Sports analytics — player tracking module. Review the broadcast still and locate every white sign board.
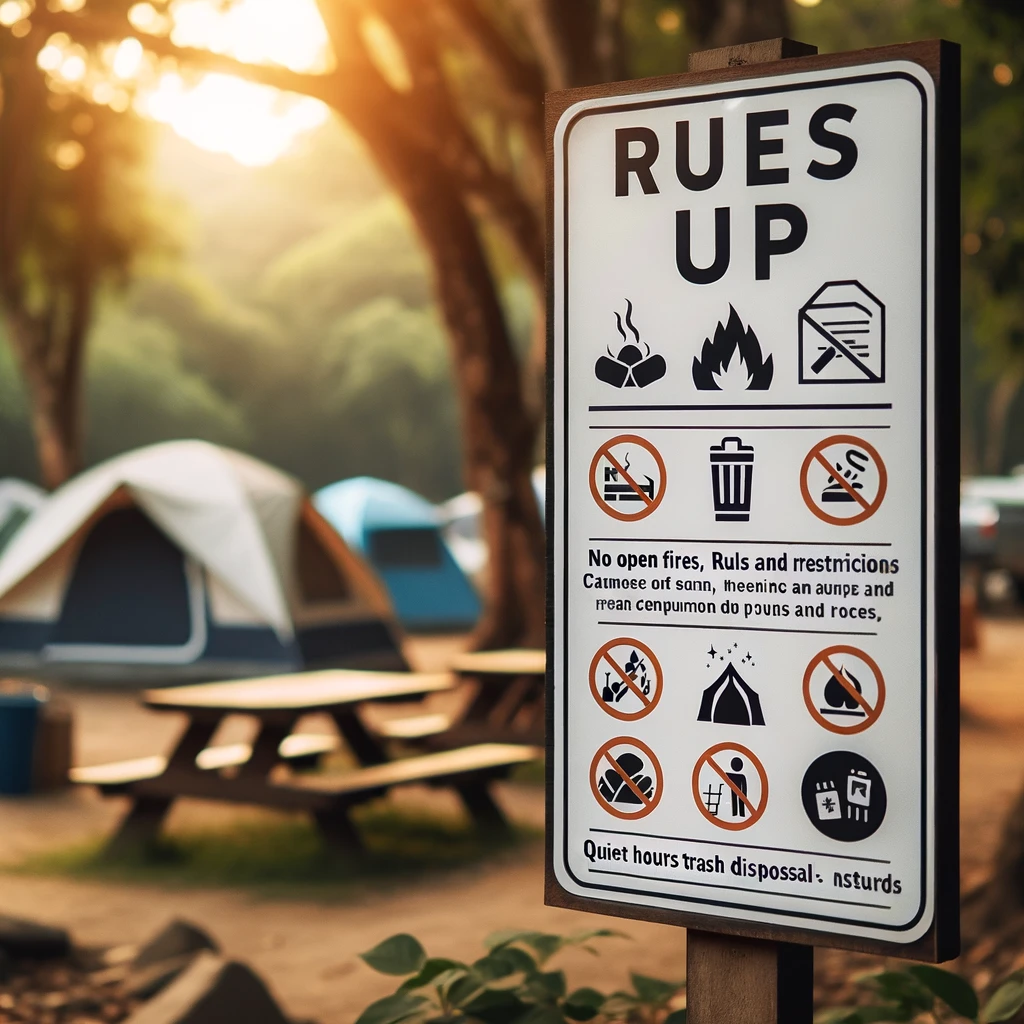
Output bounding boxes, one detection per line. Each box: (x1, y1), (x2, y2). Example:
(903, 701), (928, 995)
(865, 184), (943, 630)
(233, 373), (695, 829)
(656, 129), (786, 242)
(549, 56), (953, 949)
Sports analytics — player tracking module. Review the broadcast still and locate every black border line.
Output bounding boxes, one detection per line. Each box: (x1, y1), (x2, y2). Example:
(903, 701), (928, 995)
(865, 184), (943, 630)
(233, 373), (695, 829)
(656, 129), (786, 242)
(558, 68), (931, 936)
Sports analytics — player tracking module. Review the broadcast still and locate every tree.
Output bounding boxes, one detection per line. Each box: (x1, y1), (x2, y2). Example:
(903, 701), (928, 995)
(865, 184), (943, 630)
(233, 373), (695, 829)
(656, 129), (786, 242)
(0, 18), (164, 488)
(24, 0), (787, 645)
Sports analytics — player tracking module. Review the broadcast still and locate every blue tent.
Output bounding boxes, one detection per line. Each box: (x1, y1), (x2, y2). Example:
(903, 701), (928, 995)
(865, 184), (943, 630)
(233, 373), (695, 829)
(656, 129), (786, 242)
(315, 477), (481, 632)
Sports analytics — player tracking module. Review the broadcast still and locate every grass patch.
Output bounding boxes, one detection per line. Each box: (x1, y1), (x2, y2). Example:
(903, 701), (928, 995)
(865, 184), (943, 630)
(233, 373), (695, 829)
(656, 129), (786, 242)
(17, 804), (539, 895)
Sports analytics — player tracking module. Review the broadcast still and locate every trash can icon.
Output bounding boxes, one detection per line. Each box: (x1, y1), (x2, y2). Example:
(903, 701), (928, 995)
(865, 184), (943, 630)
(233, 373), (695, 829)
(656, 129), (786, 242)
(710, 437), (754, 522)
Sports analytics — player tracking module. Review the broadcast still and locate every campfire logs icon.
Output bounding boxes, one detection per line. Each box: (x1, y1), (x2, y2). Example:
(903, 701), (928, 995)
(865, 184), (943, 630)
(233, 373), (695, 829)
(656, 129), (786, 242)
(595, 300), (667, 388)
(692, 306), (774, 392)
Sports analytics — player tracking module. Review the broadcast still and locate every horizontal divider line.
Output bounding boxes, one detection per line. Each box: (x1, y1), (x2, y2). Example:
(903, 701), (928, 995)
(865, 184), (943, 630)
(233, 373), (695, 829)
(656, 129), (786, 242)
(587, 538), (894, 547)
(589, 827), (892, 864)
(595, 621), (878, 636)
(588, 424), (893, 430)
(588, 403), (894, 412)
(587, 868), (891, 909)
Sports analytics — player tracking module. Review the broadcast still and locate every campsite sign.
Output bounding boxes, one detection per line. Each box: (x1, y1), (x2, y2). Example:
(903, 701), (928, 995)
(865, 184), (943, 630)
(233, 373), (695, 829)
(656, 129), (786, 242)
(546, 41), (959, 959)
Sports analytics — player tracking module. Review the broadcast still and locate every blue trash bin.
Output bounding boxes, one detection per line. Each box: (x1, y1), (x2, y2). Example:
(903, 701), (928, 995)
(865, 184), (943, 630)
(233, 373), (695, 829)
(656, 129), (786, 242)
(0, 686), (48, 795)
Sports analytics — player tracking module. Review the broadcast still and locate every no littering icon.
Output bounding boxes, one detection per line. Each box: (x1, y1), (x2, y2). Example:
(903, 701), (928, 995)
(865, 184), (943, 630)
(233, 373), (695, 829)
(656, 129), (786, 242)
(692, 742), (768, 832)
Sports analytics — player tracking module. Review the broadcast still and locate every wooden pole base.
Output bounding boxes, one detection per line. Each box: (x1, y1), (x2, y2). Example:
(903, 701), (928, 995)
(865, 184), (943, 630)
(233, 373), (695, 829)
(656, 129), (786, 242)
(686, 930), (813, 1024)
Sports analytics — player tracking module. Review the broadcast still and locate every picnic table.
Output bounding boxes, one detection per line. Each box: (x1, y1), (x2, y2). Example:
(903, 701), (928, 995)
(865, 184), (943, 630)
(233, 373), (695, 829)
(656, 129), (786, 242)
(74, 668), (539, 852)
(375, 648), (546, 746)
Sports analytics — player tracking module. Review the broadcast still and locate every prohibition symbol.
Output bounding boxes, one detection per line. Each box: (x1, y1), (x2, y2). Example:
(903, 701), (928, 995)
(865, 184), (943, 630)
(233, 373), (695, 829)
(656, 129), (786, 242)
(589, 638), (663, 721)
(692, 742), (768, 831)
(590, 737), (663, 820)
(803, 645), (885, 735)
(589, 434), (666, 522)
(800, 434), (887, 526)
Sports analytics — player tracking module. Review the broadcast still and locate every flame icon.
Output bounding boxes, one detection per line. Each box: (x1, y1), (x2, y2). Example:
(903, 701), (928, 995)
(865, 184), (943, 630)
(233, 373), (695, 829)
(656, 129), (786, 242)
(692, 306), (774, 392)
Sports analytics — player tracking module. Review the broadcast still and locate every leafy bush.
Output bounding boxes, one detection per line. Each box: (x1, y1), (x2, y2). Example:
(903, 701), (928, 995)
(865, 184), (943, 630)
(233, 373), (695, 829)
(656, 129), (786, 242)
(357, 929), (1024, 1024)
(356, 930), (685, 1024)
(822, 962), (1024, 1023)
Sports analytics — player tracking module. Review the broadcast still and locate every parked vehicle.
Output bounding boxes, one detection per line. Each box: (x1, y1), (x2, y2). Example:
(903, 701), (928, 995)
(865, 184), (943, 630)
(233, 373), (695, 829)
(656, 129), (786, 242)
(961, 473), (1024, 594)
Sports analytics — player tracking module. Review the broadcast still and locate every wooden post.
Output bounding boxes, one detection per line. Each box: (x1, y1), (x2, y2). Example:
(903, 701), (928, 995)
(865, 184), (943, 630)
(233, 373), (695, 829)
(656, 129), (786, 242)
(682, 37), (819, 1024)
(686, 930), (813, 1023)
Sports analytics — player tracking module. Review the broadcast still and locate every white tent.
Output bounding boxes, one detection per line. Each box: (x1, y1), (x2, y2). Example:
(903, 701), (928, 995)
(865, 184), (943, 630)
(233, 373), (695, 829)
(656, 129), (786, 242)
(0, 479), (45, 553)
(0, 441), (406, 683)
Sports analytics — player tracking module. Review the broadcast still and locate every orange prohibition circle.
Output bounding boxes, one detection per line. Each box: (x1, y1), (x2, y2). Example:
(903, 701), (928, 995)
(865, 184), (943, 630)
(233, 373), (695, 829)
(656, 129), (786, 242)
(589, 638), (663, 721)
(590, 736), (664, 820)
(691, 742), (768, 831)
(589, 434), (666, 522)
(799, 434), (888, 527)
(803, 645), (885, 735)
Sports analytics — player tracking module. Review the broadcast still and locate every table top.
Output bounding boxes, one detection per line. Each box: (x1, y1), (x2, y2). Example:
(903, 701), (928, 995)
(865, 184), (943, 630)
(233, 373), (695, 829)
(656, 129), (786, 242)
(143, 669), (454, 715)
(448, 648), (546, 676)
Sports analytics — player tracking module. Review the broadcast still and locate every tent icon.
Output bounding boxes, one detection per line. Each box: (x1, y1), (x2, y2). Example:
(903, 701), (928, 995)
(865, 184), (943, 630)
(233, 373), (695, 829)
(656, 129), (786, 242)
(697, 662), (765, 726)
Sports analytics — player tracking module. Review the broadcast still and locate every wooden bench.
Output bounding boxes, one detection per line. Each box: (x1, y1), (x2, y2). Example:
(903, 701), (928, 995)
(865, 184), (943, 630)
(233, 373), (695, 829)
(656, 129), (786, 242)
(72, 733), (339, 793)
(108, 743), (541, 850)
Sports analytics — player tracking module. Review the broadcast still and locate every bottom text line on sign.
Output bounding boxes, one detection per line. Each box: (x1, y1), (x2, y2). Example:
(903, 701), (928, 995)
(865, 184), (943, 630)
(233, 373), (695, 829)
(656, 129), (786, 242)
(581, 832), (905, 909)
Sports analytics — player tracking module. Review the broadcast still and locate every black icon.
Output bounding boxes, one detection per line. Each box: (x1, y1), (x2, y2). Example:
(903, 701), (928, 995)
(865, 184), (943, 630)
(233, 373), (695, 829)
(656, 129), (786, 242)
(799, 281), (885, 384)
(603, 453), (655, 503)
(598, 752), (655, 804)
(692, 306), (773, 391)
(710, 437), (754, 521)
(822, 447), (869, 503)
(702, 755), (750, 818)
(822, 665), (865, 718)
(601, 649), (651, 705)
(727, 757), (748, 818)
(801, 751), (887, 842)
(698, 662), (765, 726)
(595, 300), (666, 389)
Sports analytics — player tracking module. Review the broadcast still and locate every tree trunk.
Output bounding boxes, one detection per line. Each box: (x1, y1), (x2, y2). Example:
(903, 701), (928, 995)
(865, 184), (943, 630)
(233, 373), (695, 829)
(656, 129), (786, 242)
(351, 122), (546, 647)
(682, 0), (789, 50)
(983, 368), (1023, 475)
(5, 312), (85, 490)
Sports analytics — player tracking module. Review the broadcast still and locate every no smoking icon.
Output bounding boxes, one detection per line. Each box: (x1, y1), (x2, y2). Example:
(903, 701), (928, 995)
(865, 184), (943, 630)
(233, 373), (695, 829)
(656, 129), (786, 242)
(803, 645), (885, 735)
(589, 638), (662, 721)
(589, 434), (666, 522)
(800, 434), (887, 526)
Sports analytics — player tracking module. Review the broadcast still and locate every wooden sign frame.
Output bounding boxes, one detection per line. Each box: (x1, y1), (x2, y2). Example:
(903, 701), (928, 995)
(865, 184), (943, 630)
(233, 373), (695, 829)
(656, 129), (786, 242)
(544, 39), (960, 962)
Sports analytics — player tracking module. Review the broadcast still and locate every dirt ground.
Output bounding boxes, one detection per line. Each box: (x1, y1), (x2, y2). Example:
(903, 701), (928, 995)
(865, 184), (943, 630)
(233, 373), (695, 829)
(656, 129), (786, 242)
(0, 624), (1020, 1022)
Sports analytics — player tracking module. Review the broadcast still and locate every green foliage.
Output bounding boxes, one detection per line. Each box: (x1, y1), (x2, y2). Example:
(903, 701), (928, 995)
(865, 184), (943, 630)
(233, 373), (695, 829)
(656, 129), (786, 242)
(19, 804), (536, 891)
(355, 929), (685, 1024)
(981, 969), (1024, 1023)
(820, 962), (996, 1023)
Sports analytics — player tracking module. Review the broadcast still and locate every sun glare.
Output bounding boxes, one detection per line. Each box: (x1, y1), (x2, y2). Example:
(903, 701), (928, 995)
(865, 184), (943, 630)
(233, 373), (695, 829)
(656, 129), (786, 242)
(140, 72), (329, 167)
(32, 0), (334, 166)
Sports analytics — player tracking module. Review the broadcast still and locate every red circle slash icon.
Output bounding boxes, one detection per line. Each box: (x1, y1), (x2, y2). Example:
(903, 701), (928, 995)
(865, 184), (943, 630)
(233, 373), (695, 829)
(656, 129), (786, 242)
(800, 435), (887, 526)
(589, 435), (666, 522)
(590, 737), (664, 820)
(589, 638), (663, 721)
(692, 742), (768, 831)
(803, 645), (885, 735)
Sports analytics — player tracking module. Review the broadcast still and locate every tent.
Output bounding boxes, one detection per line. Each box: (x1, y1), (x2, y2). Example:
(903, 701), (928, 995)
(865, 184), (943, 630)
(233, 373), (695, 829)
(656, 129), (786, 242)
(0, 442), (407, 683)
(697, 662), (765, 726)
(0, 479), (45, 554)
(315, 477), (481, 632)
(438, 467), (545, 582)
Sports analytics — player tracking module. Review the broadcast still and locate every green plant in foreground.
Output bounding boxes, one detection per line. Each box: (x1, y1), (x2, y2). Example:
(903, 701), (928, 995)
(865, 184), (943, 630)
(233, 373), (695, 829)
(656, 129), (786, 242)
(355, 930), (686, 1024)
(818, 963), (1024, 1023)
(356, 929), (1024, 1024)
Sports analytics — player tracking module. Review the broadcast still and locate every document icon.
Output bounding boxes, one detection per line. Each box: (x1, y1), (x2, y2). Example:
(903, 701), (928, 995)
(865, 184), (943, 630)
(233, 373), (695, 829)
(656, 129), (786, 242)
(799, 281), (885, 384)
